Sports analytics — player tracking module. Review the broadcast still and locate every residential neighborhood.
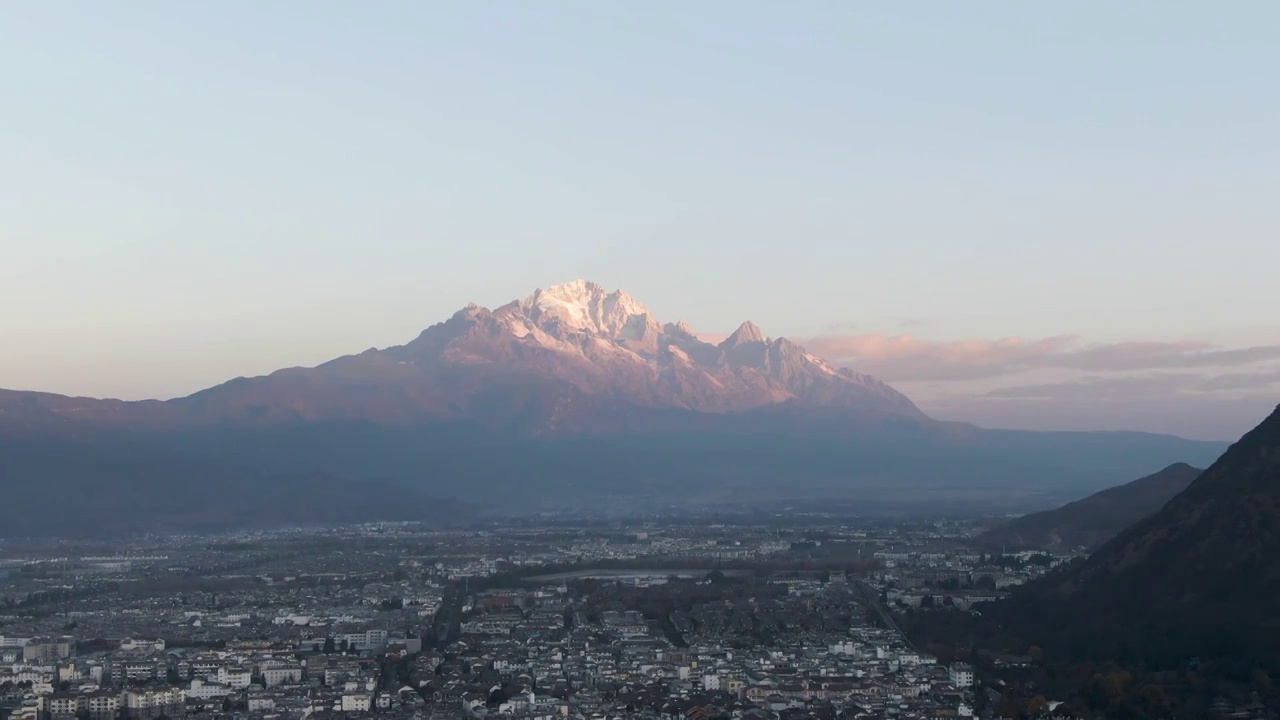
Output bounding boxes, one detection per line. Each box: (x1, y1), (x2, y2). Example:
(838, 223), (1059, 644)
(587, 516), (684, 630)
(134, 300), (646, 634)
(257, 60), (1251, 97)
(0, 515), (1049, 720)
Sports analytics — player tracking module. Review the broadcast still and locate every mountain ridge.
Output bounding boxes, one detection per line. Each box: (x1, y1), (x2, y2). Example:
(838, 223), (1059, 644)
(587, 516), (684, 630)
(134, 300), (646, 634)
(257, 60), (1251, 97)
(0, 280), (925, 434)
(976, 462), (1203, 550)
(1000, 403), (1280, 672)
(0, 281), (1233, 536)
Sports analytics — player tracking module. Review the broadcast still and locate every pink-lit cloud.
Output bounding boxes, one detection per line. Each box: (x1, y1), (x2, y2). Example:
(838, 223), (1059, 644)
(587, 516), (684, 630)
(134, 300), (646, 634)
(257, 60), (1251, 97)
(924, 390), (1277, 441)
(799, 333), (1280, 382)
(980, 370), (1280, 401)
(695, 332), (729, 345)
(790, 331), (1280, 439)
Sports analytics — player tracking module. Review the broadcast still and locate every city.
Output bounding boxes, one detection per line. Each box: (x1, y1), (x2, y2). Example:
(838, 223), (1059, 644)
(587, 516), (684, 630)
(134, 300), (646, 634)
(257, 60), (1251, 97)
(3, 3), (1276, 719)
(0, 516), (1068, 720)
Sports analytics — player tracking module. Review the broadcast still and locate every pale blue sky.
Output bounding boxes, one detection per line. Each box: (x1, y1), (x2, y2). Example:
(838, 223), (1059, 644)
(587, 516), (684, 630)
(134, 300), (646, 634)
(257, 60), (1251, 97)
(2, 2), (1277, 438)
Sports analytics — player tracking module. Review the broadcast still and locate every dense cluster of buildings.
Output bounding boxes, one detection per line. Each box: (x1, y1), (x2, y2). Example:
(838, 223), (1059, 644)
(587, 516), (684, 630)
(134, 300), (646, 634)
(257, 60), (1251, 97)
(0, 520), (1008, 719)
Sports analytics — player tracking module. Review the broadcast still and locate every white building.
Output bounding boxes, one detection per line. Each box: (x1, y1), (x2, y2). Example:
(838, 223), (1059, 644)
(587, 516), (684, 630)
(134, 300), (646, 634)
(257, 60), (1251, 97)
(189, 679), (233, 700)
(119, 639), (165, 652)
(950, 662), (975, 688)
(340, 693), (372, 712)
(47, 691), (120, 720)
(261, 664), (303, 687)
(124, 687), (186, 720)
(23, 637), (75, 663)
(216, 667), (252, 688)
(332, 629), (388, 651)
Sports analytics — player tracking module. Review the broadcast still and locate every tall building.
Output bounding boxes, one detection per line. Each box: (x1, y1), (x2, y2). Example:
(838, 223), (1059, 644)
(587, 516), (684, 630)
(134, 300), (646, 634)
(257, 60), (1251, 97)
(22, 636), (74, 663)
(124, 687), (186, 719)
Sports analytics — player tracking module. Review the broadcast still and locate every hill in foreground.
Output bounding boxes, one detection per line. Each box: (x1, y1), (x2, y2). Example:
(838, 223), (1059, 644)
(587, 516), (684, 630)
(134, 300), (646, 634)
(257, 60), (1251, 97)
(1001, 404), (1280, 676)
(976, 462), (1202, 550)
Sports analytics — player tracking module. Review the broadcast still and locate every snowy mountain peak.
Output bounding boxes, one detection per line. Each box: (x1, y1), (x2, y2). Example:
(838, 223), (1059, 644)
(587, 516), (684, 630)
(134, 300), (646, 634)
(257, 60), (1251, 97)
(402, 281), (925, 421)
(538, 279), (604, 305)
(521, 280), (656, 338)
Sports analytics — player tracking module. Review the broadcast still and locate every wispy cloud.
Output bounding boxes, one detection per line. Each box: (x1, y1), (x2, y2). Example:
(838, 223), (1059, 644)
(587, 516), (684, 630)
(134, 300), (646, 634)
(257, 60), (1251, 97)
(983, 373), (1196, 400)
(1193, 369), (1280, 392)
(923, 389), (1277, 441)
(800, 333), (1280, 382)
(1058, 343), (1280, 373)
(988, 368), (1280, 397)
(795, 331), (1280, 439)
(801, 333), (1077, 381)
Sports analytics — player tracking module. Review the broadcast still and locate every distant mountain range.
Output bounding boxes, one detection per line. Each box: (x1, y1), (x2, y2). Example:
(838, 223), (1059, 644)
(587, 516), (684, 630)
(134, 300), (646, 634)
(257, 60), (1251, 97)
(999, 403), (1280, 675)
(0, 281), (1230, 536)
(976, 462), (1202, 550)
(0, 280), (922, 433)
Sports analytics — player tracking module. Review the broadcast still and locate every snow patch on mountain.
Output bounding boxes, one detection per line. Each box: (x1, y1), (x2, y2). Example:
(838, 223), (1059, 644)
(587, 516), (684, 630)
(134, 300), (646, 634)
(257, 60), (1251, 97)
(402, 280), (926, 419)
(522, 280), (656, 339)
(804, 351), (839, 376)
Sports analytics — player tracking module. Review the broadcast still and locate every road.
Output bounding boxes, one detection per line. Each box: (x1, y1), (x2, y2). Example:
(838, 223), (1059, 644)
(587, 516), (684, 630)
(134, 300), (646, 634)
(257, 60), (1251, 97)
(856, 580), (918, 653)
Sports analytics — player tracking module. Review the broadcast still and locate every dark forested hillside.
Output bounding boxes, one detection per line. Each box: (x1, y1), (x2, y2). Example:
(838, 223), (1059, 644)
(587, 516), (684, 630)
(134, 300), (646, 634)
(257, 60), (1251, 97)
(977, 462), (1202, 550)
(898, 407), (1280, 718)
(984, 405), (1280, 705)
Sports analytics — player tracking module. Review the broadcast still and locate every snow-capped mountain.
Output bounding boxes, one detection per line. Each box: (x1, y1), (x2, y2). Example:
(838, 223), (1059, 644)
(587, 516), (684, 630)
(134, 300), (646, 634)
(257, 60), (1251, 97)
(0, 280), (1231, 536)
(0, 280), (922, 433)
(388, 280), (924, 421)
